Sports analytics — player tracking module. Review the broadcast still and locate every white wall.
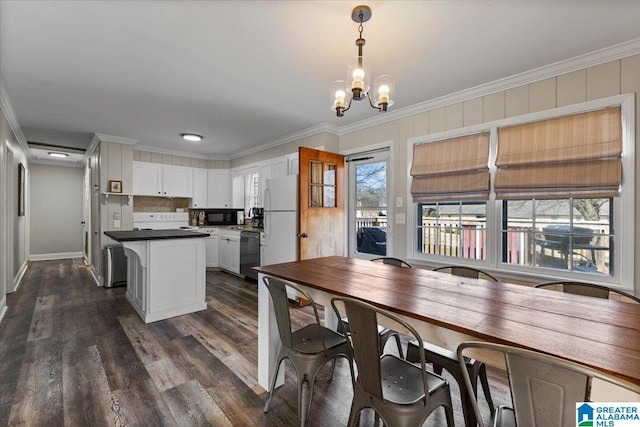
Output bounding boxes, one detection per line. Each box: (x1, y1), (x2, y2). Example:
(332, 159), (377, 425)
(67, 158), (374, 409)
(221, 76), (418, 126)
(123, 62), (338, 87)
(29, 164), (83, 258)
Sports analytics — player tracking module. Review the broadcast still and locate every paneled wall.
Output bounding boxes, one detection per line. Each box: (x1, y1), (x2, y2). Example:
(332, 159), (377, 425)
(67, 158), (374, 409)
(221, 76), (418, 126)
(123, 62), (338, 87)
(0, 106), (28, 297)
(133, 150), (230, 169)
(338, 54), (640, 293)
(230, 132), (338, 168)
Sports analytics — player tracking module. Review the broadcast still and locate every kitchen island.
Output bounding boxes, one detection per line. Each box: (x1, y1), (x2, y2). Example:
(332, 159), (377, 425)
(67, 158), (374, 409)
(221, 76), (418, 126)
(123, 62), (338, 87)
(104, 229), (210, 323)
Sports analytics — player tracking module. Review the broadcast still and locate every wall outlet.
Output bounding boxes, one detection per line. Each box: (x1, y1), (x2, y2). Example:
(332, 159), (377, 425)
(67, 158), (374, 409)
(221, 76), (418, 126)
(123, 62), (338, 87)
(395, 213), (406, 224)
(113, 212), (120, 228)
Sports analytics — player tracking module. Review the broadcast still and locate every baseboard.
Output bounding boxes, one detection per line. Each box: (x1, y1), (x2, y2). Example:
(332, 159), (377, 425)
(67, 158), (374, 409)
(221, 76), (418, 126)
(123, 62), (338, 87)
(29, 252), (83, 261)
(90, 266), (102, 287)
(0, 296), (7, 324)
(10, 261), (28, 293)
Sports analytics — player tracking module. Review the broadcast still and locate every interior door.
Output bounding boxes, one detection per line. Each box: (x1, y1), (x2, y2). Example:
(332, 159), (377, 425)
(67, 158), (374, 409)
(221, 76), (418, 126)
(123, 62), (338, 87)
(298, 147), (345, 260)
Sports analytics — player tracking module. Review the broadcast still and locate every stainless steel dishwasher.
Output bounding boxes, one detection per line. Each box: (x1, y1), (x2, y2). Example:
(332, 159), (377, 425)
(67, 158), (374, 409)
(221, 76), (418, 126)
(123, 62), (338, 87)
(240, 231), (260, 280)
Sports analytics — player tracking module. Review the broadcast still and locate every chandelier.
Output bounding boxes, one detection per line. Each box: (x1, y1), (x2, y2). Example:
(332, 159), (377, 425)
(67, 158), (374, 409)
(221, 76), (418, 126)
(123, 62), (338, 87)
(331, 5), (394, 117)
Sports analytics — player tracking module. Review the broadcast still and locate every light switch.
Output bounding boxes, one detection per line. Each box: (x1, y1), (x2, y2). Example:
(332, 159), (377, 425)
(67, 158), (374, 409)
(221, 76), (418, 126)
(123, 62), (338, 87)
(113, 212), (121, 228)
(395, 213), (405, 224)
(396, 196), (403, 208)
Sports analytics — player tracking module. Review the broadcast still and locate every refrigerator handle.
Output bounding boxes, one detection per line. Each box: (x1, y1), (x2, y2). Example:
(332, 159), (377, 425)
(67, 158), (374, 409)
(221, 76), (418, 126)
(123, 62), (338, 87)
(264, 211), (270, 237)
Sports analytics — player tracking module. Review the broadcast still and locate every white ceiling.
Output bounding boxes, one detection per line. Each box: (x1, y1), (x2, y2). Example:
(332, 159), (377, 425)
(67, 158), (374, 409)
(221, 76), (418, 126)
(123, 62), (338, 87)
(2, 1), (640, 161)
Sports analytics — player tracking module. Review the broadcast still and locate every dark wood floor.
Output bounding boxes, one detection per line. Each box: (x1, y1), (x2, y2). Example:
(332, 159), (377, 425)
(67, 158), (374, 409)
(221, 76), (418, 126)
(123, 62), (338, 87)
(0, 259), (509, 426)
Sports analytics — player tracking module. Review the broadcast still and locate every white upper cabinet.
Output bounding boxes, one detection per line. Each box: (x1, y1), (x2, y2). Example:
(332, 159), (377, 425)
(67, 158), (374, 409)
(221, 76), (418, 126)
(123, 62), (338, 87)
(191, 169), (207, 208)
(133, 162), (193, 198)
(133, 162), (163, 196)
(272, 156), (289, 178)
(207, 169), (232, 208)
(163, 165), (193, 198)
(232, 175), (245, 209)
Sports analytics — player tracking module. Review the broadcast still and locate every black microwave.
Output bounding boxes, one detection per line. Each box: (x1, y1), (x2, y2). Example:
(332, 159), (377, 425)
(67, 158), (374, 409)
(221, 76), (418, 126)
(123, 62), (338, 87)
(205, 209), (240, 226)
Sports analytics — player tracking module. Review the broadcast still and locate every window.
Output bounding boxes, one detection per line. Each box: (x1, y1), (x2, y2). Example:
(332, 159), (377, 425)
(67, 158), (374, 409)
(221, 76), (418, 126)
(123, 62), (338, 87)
(409, 94), (633, 287)
(502, 198), (612, 275)
(348, 150), (390, 257)
(417, 201), (487, 259)
(244, 172), (259, 213)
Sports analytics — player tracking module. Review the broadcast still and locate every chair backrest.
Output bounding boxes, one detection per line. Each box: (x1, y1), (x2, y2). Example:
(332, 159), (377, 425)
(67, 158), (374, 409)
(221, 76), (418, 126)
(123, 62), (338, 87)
(535, 281), (640, 303)
(370, 257), (412, 268)
(331, 296), (429, 401)
(457, 341), (640, 427)
(262, 276), (324, 350)
(433, 266), (498, 282)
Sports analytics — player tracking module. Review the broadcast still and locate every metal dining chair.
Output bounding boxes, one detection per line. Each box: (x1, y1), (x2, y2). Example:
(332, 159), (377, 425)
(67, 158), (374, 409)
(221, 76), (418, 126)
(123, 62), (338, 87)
(262, 276), (355, 427)
(534, 281), (640, 303)
(406, 265), (497, 427)
(338, 257), (410, 358)
(331, 296), (454, 427)
(457, 341), (640, 426)
(370, 257), (413, 268)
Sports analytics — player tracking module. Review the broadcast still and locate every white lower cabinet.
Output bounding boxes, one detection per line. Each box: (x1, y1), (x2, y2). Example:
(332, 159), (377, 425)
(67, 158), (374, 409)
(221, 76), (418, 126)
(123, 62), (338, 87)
(201, 228), (219, 267)
(219, 229), (241, 274)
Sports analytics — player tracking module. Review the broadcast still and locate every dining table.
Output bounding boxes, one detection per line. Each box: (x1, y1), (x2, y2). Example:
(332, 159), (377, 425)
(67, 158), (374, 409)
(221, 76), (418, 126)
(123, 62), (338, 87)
(254, 256), (640, 423)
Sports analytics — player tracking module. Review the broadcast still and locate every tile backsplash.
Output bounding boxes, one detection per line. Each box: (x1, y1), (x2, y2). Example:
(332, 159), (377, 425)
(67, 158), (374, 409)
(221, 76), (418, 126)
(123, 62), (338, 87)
(133, 196), (190, 212)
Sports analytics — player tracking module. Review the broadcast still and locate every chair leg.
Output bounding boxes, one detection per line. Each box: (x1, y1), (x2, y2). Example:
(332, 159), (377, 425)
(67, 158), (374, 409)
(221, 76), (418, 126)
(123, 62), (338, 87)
(444, 403), (455, 427)
(393, 333), (404, 359)
(329, 358), (336, 379)
(432, 363), (444, 375)
(264, 357), (284, 413)
(478, 363), (495, 416)
(298, 379), (309, 427)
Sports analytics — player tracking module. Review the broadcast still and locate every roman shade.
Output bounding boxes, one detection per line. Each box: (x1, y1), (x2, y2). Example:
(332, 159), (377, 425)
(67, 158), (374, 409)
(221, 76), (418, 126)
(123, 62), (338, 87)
(494, 107), (622, 199)
(410, 132), (490, 202)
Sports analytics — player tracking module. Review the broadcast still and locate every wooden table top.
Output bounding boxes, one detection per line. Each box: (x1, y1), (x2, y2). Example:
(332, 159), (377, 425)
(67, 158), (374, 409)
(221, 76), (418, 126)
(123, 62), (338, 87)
(255, 256), (640, 386)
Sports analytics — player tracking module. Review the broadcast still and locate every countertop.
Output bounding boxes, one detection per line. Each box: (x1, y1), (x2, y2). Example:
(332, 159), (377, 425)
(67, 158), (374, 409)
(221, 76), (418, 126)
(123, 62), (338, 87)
(196, 225), (263, 233)
(105, 229), (211, 242)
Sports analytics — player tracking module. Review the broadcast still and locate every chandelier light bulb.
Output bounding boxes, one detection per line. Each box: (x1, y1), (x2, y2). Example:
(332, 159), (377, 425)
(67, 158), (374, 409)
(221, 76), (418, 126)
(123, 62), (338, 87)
(378, 84), (390, 103)
(352, 68), (365, 81)
(334, 89), (346, 108)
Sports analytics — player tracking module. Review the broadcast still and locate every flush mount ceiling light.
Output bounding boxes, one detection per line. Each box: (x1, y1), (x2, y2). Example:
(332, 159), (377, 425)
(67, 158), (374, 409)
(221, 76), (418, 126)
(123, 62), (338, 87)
(331, 5), (394, 117)
(48, 152), (69, 158)
(181, 133), (203, 142)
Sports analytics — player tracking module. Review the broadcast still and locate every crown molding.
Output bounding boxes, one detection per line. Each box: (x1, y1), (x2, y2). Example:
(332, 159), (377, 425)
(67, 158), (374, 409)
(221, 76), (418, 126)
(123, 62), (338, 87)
(338, 37), (640, 135)
(94, 133), (139, 145)
(29, 158), (84, 168)
(133, 143), (229, 161)
(0, 79), (31, 160)
(228, 123), (339, 159)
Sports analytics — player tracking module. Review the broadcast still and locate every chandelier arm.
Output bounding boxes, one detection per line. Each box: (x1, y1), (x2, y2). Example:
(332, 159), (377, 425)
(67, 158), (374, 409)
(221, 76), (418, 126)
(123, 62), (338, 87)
(366, 92), (382, 111)
(343, 96), (354, 113)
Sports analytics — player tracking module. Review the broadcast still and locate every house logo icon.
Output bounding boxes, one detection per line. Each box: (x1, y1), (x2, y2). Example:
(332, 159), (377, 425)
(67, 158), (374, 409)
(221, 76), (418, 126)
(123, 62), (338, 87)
(577, 403), (594, 426)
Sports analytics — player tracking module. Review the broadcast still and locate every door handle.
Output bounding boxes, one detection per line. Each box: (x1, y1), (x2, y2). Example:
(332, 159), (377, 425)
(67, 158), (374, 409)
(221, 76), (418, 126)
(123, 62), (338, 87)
(297, 232), (309, 238)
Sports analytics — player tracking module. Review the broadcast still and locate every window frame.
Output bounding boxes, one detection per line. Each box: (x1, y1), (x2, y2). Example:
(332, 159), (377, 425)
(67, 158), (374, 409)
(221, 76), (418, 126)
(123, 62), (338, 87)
(406, 93), (635, 290)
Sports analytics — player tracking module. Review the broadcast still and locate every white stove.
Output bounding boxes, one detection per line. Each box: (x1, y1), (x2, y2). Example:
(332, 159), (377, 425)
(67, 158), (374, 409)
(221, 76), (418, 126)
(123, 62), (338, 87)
(133, 212), (190, 230)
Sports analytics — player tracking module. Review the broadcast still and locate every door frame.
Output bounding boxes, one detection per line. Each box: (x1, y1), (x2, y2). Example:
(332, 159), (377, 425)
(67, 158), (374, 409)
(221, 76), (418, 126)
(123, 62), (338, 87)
(343, 142), (394, 260)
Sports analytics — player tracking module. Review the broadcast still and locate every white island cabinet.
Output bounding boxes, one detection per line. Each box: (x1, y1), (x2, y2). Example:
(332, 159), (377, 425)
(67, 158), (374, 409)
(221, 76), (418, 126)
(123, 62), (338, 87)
(104, 229), (209, 323)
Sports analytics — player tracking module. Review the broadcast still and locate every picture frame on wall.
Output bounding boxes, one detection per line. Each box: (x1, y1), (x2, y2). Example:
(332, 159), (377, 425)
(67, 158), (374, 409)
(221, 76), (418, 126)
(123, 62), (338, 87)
(108, 180), (122, 193)
(18, 163), (25, 216)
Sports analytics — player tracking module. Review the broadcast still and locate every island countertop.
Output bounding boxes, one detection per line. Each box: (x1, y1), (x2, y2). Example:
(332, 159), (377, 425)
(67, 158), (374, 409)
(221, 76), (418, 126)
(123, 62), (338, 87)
(104, 229), (210, 242)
